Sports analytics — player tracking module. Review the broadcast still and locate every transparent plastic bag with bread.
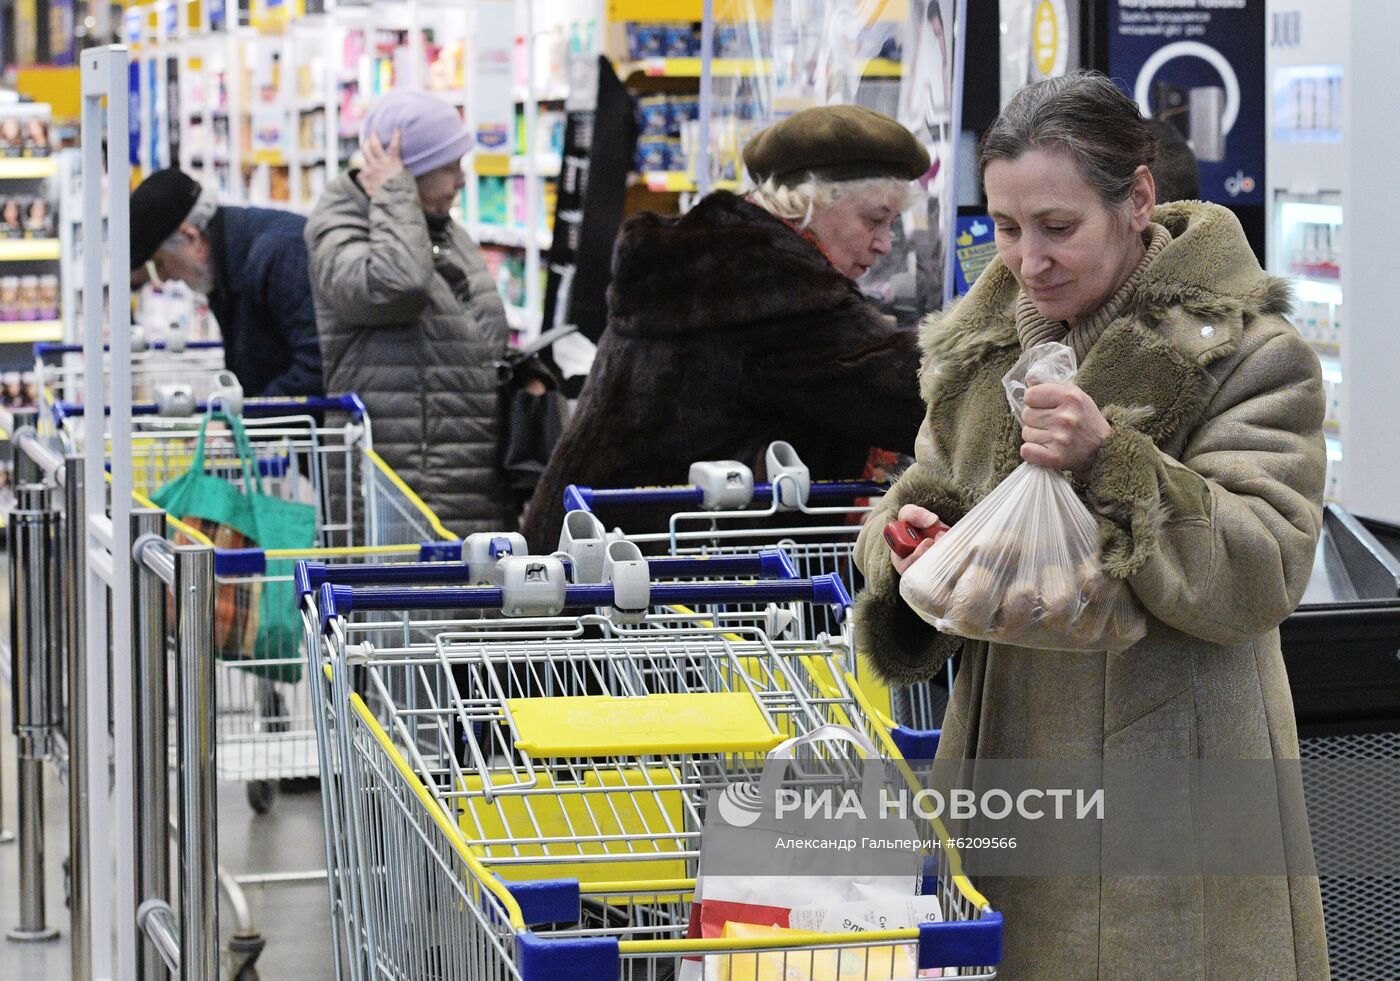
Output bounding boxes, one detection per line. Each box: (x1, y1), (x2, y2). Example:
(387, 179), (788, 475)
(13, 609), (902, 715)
(898, 341), (1147, 652)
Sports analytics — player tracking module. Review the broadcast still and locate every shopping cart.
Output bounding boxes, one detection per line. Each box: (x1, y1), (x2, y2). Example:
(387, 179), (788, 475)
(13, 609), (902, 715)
(34, 337), (230, 411)
(301, 558), (1002, 980)
(564, 441), (951, 732)
(54, 392), (457, 813)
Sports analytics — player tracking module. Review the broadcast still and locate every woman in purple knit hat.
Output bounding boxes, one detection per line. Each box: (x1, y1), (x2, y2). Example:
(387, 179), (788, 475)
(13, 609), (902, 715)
(306, 90), (517, 534)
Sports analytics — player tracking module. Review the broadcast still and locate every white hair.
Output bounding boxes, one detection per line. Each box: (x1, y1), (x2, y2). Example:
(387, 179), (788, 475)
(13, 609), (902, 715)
(158, 184), (219, 254)
(746, 175), (923, 229)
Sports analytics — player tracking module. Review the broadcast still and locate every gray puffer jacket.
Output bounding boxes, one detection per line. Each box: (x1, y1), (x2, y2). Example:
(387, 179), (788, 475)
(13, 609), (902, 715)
(306, 170), (511, 535)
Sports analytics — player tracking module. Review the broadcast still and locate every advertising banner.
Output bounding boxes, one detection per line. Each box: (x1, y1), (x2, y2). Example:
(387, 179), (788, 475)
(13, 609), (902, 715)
(48, 0), (75, 66)
(129, 61), (142, 167)
(1108, 0), (1265, 205)
(472, 0), (514, 152)
(953, 214), (997, 296)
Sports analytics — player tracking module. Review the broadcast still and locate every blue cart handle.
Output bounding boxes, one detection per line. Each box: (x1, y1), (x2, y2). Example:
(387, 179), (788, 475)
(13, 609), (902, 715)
(295, 548), (798, 599)
(565, 480), (889, 512)
(54, 393), (368, 422)
(314, 574), (851, 628)
(34, 339), (225, 357)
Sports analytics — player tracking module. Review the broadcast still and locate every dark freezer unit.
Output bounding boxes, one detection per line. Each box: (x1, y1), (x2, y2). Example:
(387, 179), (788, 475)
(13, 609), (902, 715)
(1286, 504), (1400, 981)
(1287, 504), (1400, 729)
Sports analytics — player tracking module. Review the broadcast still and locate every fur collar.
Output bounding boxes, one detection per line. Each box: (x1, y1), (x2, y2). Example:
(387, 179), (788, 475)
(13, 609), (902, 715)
(918, 201), (1294, 450)
(922, 201), (1290, 374)
(606, 190), (861, 338)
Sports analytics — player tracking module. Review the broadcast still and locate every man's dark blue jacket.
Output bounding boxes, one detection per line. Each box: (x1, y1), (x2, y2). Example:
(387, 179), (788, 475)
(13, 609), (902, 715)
(205, 206), (323, 398)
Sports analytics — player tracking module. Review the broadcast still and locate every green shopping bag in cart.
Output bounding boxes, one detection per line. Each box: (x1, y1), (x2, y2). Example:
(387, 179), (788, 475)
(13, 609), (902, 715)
(151, 411), (317, 683)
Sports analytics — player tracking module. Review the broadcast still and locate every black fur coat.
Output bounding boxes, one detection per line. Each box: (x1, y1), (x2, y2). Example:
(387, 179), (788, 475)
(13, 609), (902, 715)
(523, 191), (925, 552)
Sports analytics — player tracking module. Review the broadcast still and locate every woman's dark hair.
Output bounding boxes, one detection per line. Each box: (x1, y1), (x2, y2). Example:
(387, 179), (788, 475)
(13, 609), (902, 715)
(978, 71), (1157, 206)
(926, 1), (943, 27)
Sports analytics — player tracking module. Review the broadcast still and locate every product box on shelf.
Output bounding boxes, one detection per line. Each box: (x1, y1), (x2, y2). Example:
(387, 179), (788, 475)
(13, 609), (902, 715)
(625, 22), (704, 60)
(0, 275), (55, 322)
(638, 95), (670, 136)
(636, 134), (670, 172)
(0, 195), (50, 238)
(1, 371), (39, 407)
(0, 113), (50, 158)
(481, 244), (527, 307)
(479, 176), (509, 227)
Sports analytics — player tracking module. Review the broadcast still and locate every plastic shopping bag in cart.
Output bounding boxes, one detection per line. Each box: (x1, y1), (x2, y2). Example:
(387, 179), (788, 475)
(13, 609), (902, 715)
(898, 342), (1146, 652)
(152, 411), (317, 683)
(679, 725), (934, 981)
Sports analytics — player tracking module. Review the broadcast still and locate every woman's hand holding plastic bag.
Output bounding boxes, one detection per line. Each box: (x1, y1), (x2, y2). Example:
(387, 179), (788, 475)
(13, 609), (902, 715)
(898, 342), (1147, 652)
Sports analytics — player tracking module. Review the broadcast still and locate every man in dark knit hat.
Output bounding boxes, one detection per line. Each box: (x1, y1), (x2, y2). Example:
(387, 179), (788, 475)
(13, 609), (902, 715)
(129, 168), (323, 398)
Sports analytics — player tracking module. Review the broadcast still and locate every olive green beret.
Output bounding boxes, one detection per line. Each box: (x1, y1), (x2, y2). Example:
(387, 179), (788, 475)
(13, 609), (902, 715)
(742, 104), (930, 187)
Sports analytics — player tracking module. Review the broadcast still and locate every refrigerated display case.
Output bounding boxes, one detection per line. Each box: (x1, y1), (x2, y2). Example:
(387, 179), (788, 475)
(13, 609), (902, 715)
(1266, 0), (1400, 523)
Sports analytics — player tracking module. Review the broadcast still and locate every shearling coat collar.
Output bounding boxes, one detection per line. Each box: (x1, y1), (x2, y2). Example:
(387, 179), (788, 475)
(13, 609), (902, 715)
(918, 200), (1288, 428)
(918, 201), (1293, 485)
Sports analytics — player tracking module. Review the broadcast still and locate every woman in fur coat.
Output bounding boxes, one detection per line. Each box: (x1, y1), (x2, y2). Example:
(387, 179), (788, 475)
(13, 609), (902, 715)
(523, 104), (931, 553)
(855, 72), (1330, 978)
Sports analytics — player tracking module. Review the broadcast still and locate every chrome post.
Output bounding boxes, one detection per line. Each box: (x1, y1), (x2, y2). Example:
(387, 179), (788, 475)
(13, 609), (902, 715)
(131, 512), (170, 981)
(63, 454), (90, 977)
(6, 482), (61, 942)
(174, 543), (218, 980)
(8, 408), (40, 484)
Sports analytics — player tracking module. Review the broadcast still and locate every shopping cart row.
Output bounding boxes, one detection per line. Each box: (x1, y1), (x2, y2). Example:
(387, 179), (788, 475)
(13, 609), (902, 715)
(300, 556), (1001, 980)
(4, 337), (994, 978)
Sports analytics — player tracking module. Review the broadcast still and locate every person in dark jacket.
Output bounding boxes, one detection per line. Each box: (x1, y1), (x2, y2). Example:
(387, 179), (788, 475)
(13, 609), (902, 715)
(522, 104), (931, 553)
(305, 90), (515, 535)
(129, 168), (323, 398)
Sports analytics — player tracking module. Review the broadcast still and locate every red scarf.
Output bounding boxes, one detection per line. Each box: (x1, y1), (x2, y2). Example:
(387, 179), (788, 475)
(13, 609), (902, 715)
(747, 194), (841, 273)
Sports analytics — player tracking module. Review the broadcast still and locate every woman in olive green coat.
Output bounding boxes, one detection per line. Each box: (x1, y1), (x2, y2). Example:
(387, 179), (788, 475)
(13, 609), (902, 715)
(854, 73), (1329, 979)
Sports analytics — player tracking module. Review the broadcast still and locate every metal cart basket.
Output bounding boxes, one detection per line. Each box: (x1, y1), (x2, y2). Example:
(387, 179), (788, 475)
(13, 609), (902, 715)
(54, 393), (457, 812)
(301, 560), (1002, 980)
(563, 441), (949, 732)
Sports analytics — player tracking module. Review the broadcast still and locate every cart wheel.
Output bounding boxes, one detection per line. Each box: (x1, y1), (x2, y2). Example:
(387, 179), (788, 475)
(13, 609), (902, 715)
(226, 930), (265, 981)
(246, 780), (275, 814)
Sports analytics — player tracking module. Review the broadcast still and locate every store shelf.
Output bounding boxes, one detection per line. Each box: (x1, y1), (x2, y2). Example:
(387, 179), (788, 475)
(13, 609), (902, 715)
(1294, 278), (1344, 305)
(473, 154), (563, 178)
(0, 240), (61, 262)
(638, 171), (740, 193)
(609, 0), (908, 21)
(0, 321), (63, 344)
(514, 84), (570, 103)
(620, 57), (901, 80)
(474, 225), (552, 250)
(621, 57), (768, 79)
(0, 158), (58, 179)
(864, 58), (903, 78)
